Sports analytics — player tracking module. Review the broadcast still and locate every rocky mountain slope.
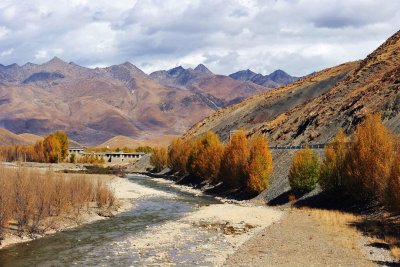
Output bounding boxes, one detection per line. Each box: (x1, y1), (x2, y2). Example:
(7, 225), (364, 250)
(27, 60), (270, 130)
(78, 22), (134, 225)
(229, 69), (299, 88)
(0, 59), (270, 145)
(187, 30), (400, 145)
(186, 30), (400, 203)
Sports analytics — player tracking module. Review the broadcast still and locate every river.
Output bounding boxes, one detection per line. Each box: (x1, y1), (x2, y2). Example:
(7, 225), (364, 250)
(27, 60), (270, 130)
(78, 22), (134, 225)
(0, 175), (222, 266)
(0, 174), (283, 266)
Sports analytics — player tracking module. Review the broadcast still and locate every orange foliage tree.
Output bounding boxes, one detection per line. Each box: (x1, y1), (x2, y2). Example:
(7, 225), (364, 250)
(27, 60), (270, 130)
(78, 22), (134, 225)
(168, 138), (192, 175)
(34, 131), (69, 163)
(388, 136), (400, 210)
(186, 131), (224, 183)
(245, 135), (273, 194)
(344, 113), (393, 200)
(219, 130), (249, 189)
(320, 128), (348, 194)
(150, 147), (168, 172)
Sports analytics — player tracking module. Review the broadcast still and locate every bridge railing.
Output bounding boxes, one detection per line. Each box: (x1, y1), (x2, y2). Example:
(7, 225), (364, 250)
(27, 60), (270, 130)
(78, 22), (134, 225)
(269, 144), (326, 150)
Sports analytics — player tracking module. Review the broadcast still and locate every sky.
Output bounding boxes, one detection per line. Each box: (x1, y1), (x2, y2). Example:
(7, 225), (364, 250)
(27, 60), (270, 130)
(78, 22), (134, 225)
(0, 0), (399, 76)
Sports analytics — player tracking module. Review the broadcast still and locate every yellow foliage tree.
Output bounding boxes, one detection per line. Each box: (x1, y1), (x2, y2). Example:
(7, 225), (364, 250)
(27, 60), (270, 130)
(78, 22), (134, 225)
(387, 136), (400, 211)
(150, 147), (168, 172)
(186, 132), (224, 183)
(219, 130), (249, 189)
(245, 135), (273, 194)
(34, 131), (69, 163)
(289, 147), (320, 194)
(168, 138), (192, 175)
(345, 113), (393, 200)
(320, 128), (347, 193)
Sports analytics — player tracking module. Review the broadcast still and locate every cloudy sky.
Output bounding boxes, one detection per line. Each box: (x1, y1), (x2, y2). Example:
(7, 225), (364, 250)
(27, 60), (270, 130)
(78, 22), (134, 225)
(0, 0), (399, 76)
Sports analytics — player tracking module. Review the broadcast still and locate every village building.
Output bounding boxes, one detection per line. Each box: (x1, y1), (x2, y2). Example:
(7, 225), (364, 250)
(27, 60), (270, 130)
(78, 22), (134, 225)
(68, 145), (145, 164)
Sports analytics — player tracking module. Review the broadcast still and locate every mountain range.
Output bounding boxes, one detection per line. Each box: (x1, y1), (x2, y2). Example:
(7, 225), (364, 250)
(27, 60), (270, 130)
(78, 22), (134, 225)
(0, 58), (296, 145)
(229, 69), (299, 88)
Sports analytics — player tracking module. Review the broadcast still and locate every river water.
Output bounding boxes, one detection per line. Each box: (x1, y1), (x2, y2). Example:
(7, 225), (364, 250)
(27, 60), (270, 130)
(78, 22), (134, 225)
(0, 175), (221, 266)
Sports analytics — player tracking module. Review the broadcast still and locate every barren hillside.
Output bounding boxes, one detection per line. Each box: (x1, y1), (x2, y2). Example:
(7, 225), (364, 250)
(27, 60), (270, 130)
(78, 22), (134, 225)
(97, 135), (178, 149)
(0, 128), (30, 146)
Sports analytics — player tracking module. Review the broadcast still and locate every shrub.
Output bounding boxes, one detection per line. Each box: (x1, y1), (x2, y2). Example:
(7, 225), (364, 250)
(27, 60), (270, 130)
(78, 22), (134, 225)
(150, 147), (168, 172)
(0, 166), (116, 241)
(219, 130), (249, 189)
(289, 147), (320, 194)
(320, 129), (348, 194)
(186, 132), (224, 183)
(388, 148), (400, 211)
(245, 135), (273, 194)
(0, 176), (12, 243)
(344, 113), (393, 201)
(168, 138), (192, 175)
(0, 146), (36, 162)
(135, 146), (154, 153)
(77, 154), (105, 164)
(70, 152), (76, 163)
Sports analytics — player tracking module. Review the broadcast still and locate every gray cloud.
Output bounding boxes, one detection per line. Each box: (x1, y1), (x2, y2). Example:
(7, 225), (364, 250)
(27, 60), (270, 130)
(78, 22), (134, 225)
(0, 0), (399, 76)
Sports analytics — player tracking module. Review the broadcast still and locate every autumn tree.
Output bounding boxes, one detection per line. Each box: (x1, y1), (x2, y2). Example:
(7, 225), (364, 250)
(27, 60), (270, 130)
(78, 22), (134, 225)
(34, 131), (69, 163)
(387, 136), (400, 211)
(168, 138), (192, 175)
(219, 130), (249, 189)
(289, 147), (320, 194)
(150, 147), (168, 172)
(52, 131), (69, 160)
(344, 113), (393, 201)
(186, 132), (224, 183)
(245, 135), (273, 194)
(320, 128), (348, 194)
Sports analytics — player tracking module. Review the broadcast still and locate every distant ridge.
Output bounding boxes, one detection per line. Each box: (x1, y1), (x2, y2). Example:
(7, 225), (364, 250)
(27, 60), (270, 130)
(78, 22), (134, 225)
(229, 69), (299, 88)
(0, 59), (268, 145)
(0, 128), (30, 146)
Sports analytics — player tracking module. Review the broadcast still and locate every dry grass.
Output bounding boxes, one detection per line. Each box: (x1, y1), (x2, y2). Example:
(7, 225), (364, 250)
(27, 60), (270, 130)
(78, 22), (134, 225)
(302, 208), (361, 251)
(0, 165), (117, 245)
(390, 245), (400, 260)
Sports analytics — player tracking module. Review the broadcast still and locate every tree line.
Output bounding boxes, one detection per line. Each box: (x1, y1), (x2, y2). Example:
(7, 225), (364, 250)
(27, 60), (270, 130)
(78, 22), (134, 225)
(151, 130), (273, 194)
(288, 113), (400, 211)
(0, 131), (69, 163)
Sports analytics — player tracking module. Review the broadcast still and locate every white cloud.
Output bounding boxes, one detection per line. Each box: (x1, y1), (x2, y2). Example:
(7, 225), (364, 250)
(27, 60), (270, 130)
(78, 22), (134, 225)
(0, 0), (399, 76)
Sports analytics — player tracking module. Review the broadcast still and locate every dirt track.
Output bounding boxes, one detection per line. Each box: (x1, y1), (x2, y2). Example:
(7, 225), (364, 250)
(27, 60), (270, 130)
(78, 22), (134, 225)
(224, 209), (376, 267)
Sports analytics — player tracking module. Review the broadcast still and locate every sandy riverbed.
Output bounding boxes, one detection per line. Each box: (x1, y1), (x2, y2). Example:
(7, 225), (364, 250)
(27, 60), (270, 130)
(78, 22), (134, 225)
(120, 203), (283, 266)
(109, 176), (283, 266)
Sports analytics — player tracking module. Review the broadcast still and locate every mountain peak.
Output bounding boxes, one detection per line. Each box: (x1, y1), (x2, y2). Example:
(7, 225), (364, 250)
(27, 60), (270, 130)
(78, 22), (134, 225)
(194, 64), (213, 75)
(45, 56), (67, 66)
(229, 69), (257, 81)
(167, 66), (186, 77)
